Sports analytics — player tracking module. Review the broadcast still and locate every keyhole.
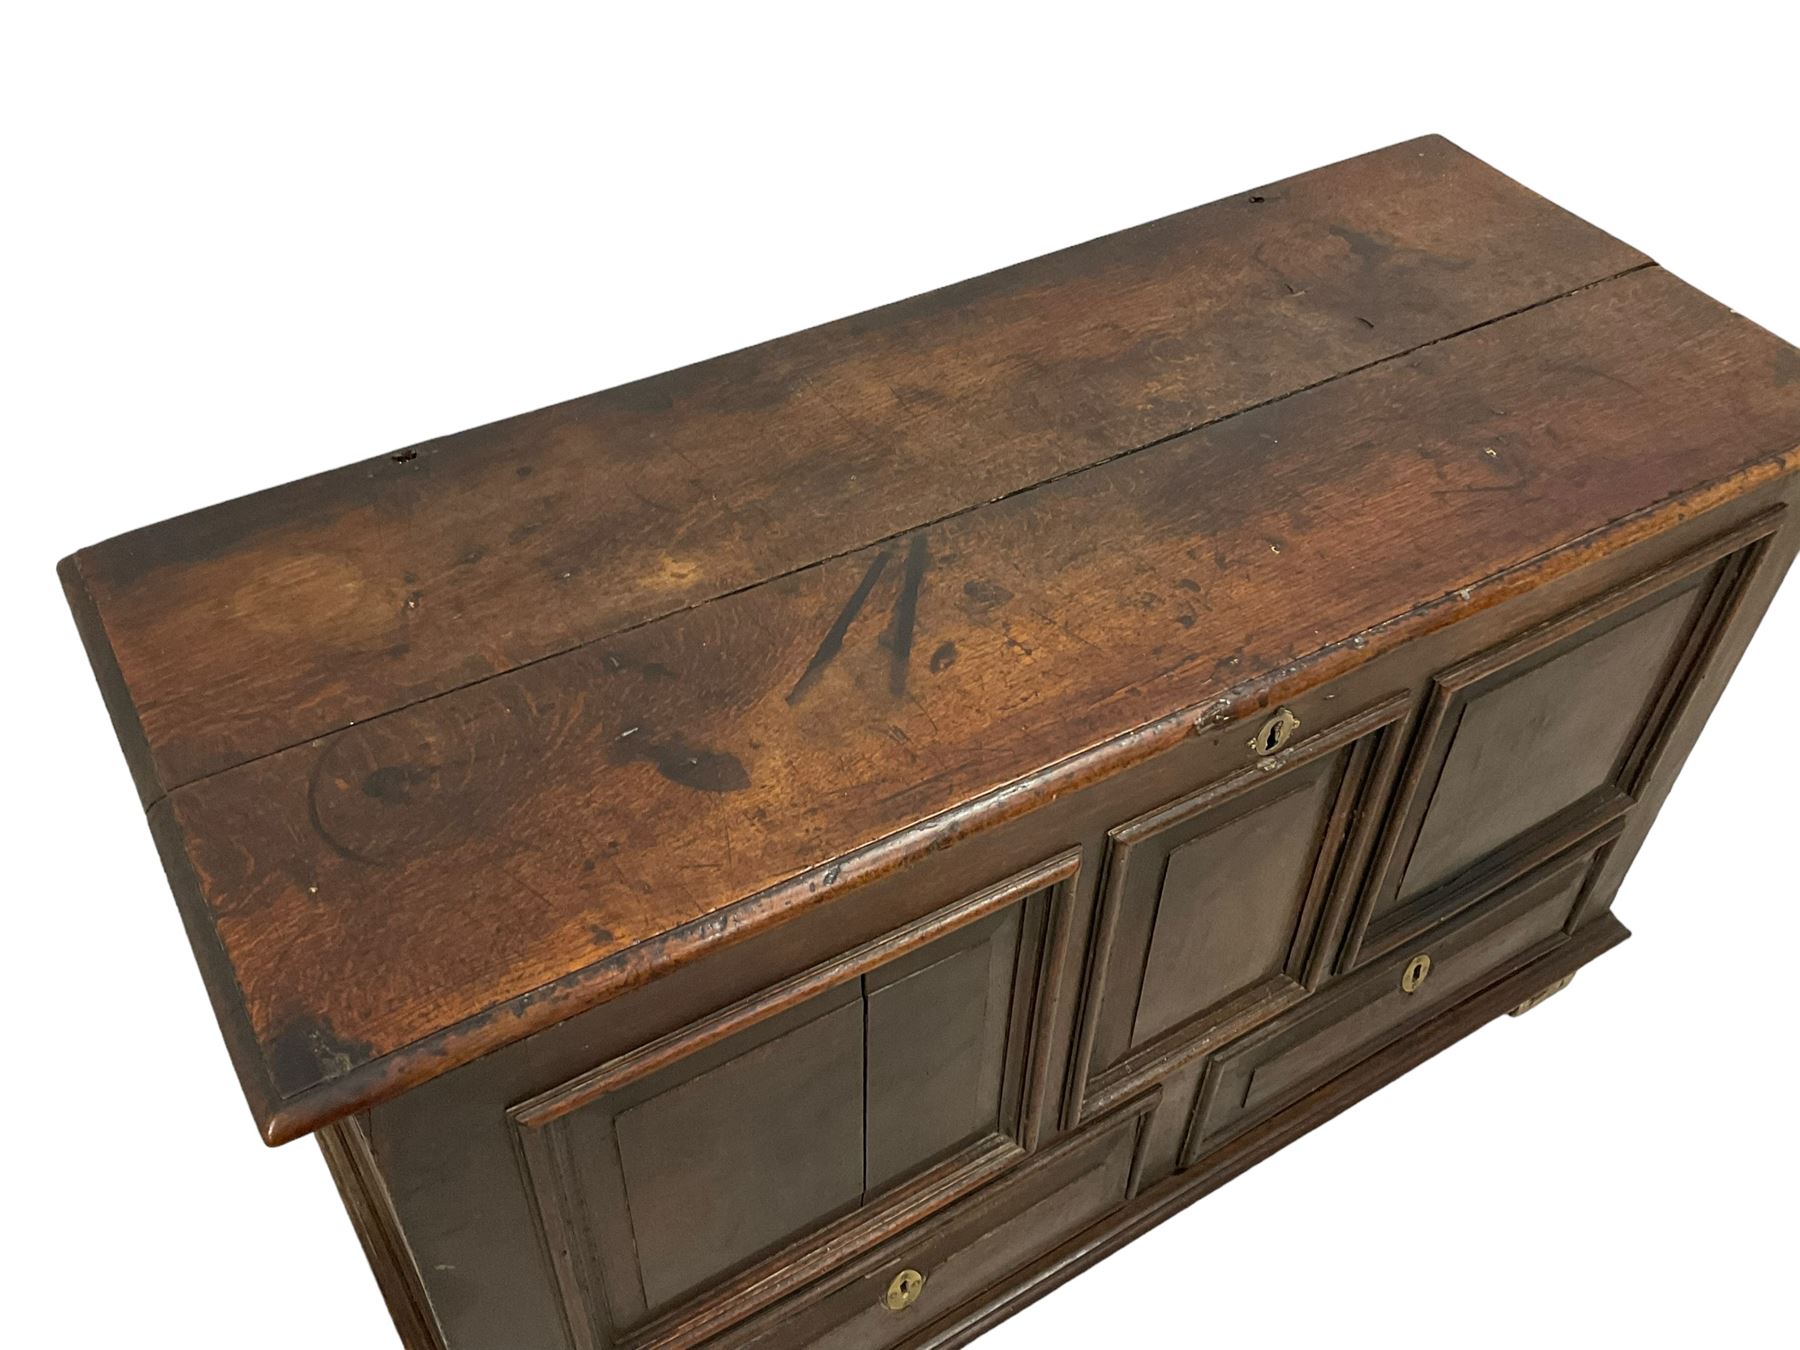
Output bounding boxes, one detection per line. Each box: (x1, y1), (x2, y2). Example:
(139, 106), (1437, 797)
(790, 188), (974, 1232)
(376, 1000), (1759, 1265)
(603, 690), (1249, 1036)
(886, 1268), (926, 1311)
(1402, 953), (1432, 993)
(1250, 707), (1301, 757)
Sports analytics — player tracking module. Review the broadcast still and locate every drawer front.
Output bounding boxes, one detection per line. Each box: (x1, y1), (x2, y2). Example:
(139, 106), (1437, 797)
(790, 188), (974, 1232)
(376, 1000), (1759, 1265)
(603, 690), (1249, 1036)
(511, 852), (1082, 1348)
(723, 1096), (1155, 1350)
(1186, 838), (1612, 1162)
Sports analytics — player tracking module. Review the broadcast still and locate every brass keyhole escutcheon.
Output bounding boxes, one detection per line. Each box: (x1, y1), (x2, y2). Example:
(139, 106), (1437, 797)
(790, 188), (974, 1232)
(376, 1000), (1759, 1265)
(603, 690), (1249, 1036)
(885, 1268), (926, 1312)
(1401, 953), (1432, 994)
(1251, 707), (1301, 757)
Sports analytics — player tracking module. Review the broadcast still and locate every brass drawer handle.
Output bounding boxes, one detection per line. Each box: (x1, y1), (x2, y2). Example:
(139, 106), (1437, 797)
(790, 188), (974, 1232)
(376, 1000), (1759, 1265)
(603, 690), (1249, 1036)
(885, 1268), (926, 1312)
(1401, 953), (1432, 994)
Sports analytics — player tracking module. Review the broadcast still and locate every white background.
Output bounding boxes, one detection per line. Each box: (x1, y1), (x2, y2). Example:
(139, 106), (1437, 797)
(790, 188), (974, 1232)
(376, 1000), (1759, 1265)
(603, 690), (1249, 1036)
(4, 5), (1795, 1347)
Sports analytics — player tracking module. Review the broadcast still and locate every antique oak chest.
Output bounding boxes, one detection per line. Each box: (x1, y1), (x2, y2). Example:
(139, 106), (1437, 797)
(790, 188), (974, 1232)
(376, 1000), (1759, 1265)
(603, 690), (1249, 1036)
(61, 136), (1800, 1349)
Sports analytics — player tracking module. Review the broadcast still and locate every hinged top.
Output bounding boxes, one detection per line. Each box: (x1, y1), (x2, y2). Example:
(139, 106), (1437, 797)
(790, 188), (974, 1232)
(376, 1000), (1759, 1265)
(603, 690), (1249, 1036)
(61, 135), (1800, 1142)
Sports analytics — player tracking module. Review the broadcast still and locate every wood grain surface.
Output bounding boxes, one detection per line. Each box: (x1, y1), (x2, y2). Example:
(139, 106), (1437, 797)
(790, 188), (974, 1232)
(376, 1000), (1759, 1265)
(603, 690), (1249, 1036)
(65, 134), (1643, 801)
(59, 137), (1800, 1143)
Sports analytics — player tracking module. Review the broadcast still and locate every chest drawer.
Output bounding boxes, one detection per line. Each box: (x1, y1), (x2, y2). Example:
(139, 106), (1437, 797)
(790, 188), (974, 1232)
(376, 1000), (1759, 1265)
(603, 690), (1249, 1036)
(1184, 830), (1618, 1164)
(722, 1095), (1155, 1350)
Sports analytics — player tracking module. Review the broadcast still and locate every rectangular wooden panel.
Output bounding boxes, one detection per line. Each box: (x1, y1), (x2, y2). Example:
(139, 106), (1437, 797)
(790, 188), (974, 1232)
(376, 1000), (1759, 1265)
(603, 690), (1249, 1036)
(1066, 697), (1410, 1124)
(509, 852), (1080, 1348)
(1342, 519), (1779, 968)
(1398, 587), (1702, 901)
(615, 997), (868, 1312)
(539, 981), (868, 1334)
(1132, 767), (1341, 1045)
(865, 907), (1022, 1191)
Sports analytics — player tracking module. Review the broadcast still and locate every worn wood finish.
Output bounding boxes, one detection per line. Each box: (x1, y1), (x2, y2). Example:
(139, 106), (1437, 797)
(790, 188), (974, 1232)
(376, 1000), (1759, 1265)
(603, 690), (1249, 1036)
(352, 488), (1787, 1349)
(59, 137), (1800, 1350)
(67, 258), (1800, 1145)
(66, 134), (1644, 804)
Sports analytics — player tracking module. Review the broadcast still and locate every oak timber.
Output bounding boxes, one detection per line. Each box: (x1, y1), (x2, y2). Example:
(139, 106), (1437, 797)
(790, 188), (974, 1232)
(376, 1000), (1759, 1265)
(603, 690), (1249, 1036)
(60, 136), (1800, 1145)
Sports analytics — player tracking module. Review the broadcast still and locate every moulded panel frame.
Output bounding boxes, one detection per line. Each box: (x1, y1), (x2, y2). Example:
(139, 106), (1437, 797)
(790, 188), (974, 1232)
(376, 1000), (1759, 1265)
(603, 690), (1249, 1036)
(1336, 510), (1784, 973)
(1062, 694), (1413, 1129)
(508, 848), (1082, 1350)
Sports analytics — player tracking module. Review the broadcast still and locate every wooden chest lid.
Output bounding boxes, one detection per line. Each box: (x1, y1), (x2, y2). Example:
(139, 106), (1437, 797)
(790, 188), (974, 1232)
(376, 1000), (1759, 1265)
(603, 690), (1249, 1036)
(61, 135), (1800, 1143)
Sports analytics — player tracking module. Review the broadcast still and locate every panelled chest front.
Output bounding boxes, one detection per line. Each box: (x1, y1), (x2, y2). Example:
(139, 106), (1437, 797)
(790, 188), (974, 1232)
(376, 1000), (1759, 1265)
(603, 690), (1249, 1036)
(61, 135), (1800, 1348)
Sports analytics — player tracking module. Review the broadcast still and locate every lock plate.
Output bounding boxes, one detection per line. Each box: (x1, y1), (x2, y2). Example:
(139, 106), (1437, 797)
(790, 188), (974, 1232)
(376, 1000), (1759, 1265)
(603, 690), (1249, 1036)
(885, 1268), (926, 1312)
(1251, 707), (1302, 757)
(1400, 953), (1432, 994)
